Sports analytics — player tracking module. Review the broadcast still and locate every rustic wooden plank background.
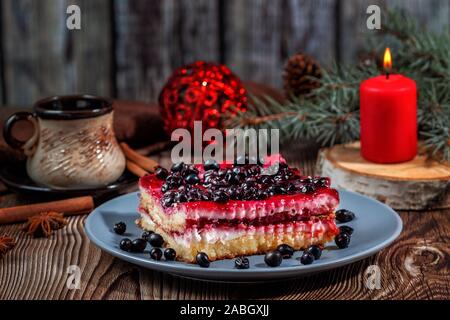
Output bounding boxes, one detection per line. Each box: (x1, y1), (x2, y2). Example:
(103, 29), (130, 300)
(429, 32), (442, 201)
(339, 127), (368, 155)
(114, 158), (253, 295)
(114, 0), (220, 102)
(0, 0), (448, 106)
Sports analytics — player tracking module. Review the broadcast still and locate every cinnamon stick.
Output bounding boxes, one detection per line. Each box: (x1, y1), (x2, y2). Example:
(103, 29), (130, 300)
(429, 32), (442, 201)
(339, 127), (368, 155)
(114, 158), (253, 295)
(0, 196), (94, 225)
(136, 141), (172, 156)
(120, 142), (159, 172)
(126, 160), (149, 178)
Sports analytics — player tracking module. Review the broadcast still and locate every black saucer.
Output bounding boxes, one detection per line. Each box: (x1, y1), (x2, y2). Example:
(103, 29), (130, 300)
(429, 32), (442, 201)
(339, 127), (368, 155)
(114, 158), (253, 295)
(0, 161), (138, 197)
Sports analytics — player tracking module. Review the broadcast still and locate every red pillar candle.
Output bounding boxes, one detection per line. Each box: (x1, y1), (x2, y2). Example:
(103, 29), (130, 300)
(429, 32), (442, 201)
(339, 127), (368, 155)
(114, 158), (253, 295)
(360, 48), (417, 163)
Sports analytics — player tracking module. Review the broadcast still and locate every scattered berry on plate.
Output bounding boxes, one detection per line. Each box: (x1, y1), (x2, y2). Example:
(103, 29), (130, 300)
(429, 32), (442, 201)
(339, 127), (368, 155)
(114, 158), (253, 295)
(113, 222), (126, 235)
(150, 247), (163, 260)
(164, 248), (177, 261)
(131, 238), (147, 253)
(234, 256), (250, 269)
(305, 245), (322, 260)
(196, 252), (210, 268)
(335, 209), (356, 223)
(335, 232), (351, 248)
(277, 244), (294, 259)
(300, 252), (315, 265)
(142, 231), (154, 241)
(149, 233), (164, 247)
(339, 225), (354, 235)
(264, 251), (282, 267)
(119, 238), (132, 251)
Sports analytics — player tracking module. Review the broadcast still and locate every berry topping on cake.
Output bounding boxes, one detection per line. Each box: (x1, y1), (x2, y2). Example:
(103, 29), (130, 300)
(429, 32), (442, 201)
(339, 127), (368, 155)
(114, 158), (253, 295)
(136, 155), (340, 263)
(153, 160), (331, 208)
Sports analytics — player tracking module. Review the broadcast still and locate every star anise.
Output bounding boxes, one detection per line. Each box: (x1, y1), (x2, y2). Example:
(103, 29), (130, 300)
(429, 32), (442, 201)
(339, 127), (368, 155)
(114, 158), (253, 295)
(0, 235), (16, 258)
(23, 211), (68, 238)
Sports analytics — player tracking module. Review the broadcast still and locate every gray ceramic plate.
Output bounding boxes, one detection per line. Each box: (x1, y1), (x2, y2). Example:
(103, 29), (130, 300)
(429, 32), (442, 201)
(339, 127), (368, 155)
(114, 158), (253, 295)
(85, 190), (402, 282)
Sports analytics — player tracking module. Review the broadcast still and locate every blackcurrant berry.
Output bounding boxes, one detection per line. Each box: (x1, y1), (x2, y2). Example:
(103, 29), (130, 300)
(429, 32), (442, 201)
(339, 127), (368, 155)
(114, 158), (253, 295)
(204, 159), (219, 171)
(300, 252), (315, 265)
(142, 231), (154, 241)
(171, 162), (185, 172)
(234, 256), (250, 269)
(185, 173), (200, 185)
(131, 238), (147, 253)
(119, 238), (132, 251)
(277, 244), (294, 259)
(264, 251), (282, 267)
(335, 209), (356, 223)
(113, 222), (126, 235)
(149, 233), (165, 247)
(339, 225), (354, 235)
(150, 247), (163, 260)
(164, 248), (177, 261)
(155, 166), (169, 180)
(305, 245), (322, 260)
(335, 232), (351, 248)
(196, 252), (210, 268)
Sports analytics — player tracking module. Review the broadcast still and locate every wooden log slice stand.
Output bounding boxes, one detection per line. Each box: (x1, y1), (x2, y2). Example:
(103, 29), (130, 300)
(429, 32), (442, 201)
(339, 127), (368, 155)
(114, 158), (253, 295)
(316, 142), (450, 210)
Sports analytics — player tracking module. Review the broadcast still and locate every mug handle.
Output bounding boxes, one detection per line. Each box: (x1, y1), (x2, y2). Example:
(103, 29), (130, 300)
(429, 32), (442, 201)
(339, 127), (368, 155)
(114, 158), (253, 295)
(3, 112), (39, 156)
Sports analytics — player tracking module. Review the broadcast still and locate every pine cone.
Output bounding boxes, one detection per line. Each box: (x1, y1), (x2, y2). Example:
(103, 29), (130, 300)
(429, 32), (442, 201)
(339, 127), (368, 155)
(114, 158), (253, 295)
(283, 53), (322, 97)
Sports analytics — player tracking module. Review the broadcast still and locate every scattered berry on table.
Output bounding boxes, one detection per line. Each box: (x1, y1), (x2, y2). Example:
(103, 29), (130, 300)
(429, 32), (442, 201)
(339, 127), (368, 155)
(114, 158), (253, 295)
(131, 238), (147, 253)
(164, 248), (177, 261)
(264, 251), (282, 267)
(150, 247), (163, 260)
(196, 252), (210, 268)
(113, 222), (126, 235)
(277, 244), (294, 259)
(335, 209), (356, 223)
(234, 256), (250, 269)
(300, 252), (315, 265)
(149, 233), (164, 247)
(335, 232), (351, 248)
(305, 245), (322, 260)
(119, 238), (132, 251)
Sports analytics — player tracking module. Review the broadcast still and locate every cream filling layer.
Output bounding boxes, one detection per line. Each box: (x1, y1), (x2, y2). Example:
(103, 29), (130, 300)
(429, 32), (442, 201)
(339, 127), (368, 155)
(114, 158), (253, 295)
(140, 213), (244, 246)
(139, 211), (335, 248)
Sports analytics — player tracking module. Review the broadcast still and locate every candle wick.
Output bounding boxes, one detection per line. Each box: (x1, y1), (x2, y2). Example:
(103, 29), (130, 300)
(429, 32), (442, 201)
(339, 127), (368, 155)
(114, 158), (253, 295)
(386, 71), (390, 80)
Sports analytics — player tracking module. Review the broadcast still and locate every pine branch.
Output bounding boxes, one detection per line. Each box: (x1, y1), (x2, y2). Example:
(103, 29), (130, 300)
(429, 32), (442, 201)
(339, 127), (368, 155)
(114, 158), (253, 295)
(229, 10), (449, 162)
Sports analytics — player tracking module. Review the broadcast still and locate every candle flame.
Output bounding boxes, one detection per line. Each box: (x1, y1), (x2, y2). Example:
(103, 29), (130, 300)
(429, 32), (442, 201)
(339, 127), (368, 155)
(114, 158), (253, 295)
(383, 47), (392, 71)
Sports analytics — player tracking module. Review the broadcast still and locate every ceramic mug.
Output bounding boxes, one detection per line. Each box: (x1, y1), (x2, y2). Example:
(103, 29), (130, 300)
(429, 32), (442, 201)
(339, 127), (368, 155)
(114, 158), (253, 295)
(3, 95), (126, 189)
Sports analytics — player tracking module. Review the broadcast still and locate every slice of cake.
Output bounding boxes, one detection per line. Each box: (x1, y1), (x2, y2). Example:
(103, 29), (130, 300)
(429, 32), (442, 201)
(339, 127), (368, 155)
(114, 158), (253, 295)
(137, 157), (339, 263)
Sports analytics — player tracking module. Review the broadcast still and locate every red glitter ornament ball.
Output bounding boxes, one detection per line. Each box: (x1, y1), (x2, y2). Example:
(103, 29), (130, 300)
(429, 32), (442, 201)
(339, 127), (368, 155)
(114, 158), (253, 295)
(159, 61), (247, 134)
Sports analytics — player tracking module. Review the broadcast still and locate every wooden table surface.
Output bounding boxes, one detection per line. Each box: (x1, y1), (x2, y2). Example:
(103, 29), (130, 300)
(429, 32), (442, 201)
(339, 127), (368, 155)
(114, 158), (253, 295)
(0, 146), (448, 300)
